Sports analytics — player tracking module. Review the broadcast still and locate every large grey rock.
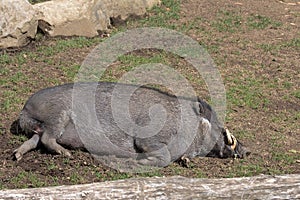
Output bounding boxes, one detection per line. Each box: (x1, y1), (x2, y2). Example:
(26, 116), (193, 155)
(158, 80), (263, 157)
(33, 0), (161, 37)
(0, 0), (38, 49)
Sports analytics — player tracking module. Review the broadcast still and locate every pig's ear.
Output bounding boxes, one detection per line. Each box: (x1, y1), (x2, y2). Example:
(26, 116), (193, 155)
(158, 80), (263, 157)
(192, 101), (201, 115)
(192, 99), (206, 115)
(198, 99), (205, 114)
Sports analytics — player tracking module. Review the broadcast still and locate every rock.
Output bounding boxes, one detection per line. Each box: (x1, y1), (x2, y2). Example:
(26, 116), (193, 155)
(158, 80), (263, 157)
(0, 0), (38, 49)
(33, 0), (161, 37)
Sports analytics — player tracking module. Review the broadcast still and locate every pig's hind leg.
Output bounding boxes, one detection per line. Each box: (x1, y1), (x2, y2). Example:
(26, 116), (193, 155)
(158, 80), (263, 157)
(56, 122), (85, 150)
(13, 134), (40, 161)
(40, 130), (71, 157)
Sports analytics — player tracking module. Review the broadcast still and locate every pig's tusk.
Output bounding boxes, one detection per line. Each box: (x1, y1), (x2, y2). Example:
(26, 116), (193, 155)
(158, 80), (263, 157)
(225, 129), (233, 145)
(230, 134), (237, 150)
(226, 129), (237, 150)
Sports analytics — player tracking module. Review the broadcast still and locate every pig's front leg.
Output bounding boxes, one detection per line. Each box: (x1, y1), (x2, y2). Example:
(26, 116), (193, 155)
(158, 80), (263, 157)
(13, 134), (40, 161)
(40, 131), (71, 157)
(137, 145), (171, 167)
(135, 138), (172, 167)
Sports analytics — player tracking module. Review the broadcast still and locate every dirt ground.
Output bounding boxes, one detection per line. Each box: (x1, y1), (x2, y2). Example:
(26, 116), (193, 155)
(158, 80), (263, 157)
(0, 0), (299, 189)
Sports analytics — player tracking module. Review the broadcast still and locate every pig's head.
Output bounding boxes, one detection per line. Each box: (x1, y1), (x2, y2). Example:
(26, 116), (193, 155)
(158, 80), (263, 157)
(18, 109), (45, 137)
(207, 128), (250, 159)
(196, 98), (250, 159)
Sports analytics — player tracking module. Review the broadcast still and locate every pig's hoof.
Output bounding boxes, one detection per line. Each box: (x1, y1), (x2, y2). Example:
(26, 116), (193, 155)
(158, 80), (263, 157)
(12, 149), (23, 161)
(138, 156), (157, 166)
(60, 149), (71, 157)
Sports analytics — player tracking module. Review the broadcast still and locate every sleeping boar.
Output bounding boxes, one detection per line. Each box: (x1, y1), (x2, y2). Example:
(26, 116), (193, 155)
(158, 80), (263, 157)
(14, 82), (250, 168)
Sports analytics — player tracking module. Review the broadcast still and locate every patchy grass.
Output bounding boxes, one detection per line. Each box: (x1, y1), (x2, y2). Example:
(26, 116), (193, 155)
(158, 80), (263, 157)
(36, 37), (102, 57)
(137, 0), (180, 28)
(246, 14), (282, 30)
(10, 171), (46, 188)
(282, 37), (300, 48)
(61, 64), (81, 79)
(226, 75), (269, 109)
(1, 0), (299, 189)
(212, 10), (242, 33)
